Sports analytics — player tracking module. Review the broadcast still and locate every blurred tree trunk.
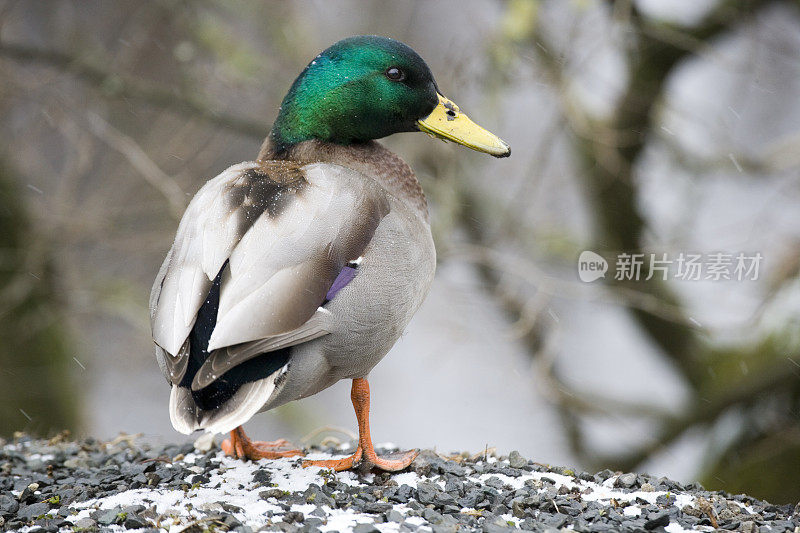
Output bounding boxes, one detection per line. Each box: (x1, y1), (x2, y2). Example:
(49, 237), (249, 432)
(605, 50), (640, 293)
(486, 0), (799, 503)
(579, 0), (776, 387)
(0, 160), (79, 437)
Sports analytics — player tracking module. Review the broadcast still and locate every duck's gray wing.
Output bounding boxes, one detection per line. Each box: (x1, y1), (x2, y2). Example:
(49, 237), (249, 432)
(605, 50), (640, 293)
(191, 307), (333, 391)
(150, 161), (390, 386)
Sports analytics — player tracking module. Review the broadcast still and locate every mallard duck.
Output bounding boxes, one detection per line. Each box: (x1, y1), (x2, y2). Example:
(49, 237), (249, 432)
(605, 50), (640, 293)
(150, 35), (509, 472)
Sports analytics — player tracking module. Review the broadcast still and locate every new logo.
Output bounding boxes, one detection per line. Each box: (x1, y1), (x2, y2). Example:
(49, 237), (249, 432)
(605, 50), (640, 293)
(578, 251), (608, 282)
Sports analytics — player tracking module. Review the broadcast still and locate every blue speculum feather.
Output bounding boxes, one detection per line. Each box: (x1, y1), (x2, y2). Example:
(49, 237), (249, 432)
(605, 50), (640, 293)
(325, 266), (358, 301)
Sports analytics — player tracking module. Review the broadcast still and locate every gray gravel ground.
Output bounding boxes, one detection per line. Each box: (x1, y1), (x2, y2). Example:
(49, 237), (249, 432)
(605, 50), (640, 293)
(1, 434), (798, 532)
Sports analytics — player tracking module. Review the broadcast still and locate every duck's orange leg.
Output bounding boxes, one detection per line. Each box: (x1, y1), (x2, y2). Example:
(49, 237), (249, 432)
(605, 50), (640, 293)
(222, 426), (304, 460)
(303, 378), (417, 472)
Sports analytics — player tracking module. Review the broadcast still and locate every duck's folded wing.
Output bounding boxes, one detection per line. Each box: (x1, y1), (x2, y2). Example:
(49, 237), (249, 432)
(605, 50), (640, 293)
(150, 161), (390, 384)
(191, 307), (332, 391)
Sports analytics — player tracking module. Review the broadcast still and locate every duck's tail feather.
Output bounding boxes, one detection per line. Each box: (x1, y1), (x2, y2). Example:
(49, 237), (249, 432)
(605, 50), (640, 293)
(169, 261), (291, 434)
(169, 370), (286, 434)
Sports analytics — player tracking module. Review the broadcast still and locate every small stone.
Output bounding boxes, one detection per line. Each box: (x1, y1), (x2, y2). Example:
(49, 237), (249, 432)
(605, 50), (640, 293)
(385, 509), (404, 523)
(476, 498), (492, 511)
(641, 483), (655, 492)
(352, 524), (379, 533)
(511, 499), (526, 518)
(395, 484), (413, 503)
(123, 514), (150, 529)
(508, 451), (526, 469)
(309, 506), (326, 518)
(416, 482), (439, 505)
(0, 494), (19, 515)
(260, 489), (287, 500)
(484, 476), (505, 490)
(122, 505), (146, 515)
(615, 473), (637, 489)
(18, 483), (39, 504)
(4, 519), (24, 530)
(304, 517), (324, 528)
(656, 493), (676, 507)
(457, 490), (480, 509)
(363, 502), (392, 514)
(220, 513), (242, 528)
(73, 517), (96, 529)
(434, 492), (457, 507)
(739, 521), (758, 533)
(491, 503), (508, 516)
(64, 457), (89, 469)
(198, 502), (225, 513)
(594, 469), (615, 483)
(253, 470), (271, 485)
(439, 461), (466, 477)
(119, 464), (145, 477)
(17, 501), (50, 521)
(482, 516), (515, 532)
(221, 503), (243, 514)
(644, 513), (670, 530)
(283, 511), (304, 524)
(682, 505), (703, 518)
(422, 508), (444, 525)
(545, 513), (568, 529)
(443, 478), (463, 497)
(95, 507), (122, 526)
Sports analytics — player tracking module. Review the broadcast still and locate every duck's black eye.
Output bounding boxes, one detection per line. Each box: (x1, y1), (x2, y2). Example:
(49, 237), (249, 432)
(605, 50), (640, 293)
(385, 67), (405, 82)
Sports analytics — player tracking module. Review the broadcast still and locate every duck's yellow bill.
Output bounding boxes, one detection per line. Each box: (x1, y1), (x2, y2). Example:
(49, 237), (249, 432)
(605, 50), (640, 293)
(417, 93), (510, 158)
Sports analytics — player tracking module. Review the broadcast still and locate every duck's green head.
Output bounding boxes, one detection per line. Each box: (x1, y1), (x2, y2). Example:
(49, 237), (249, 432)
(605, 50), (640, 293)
(270, 35), (510, 157)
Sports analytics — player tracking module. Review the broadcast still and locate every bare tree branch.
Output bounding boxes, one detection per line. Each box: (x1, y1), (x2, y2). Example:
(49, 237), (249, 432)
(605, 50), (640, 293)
(86, 113), (186, 219)
(0, 42), (266, 139)
(595, 354), (800, 472)
(446, 244), (700, 328)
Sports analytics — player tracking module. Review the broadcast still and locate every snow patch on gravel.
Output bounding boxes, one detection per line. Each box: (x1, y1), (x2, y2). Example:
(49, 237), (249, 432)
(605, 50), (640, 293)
(58, 452), (711, 532)
(4, 438), (787, 533)
(67, 454), (386, 532)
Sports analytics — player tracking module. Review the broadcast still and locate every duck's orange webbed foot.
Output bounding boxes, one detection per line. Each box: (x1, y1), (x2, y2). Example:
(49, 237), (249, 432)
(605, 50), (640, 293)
(303, 446), (417, 472)
(222, 426), (304, 461)
(302, 378), (418, 472)
(303, 447), (363, 471)
(364, 448), (418, 471)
